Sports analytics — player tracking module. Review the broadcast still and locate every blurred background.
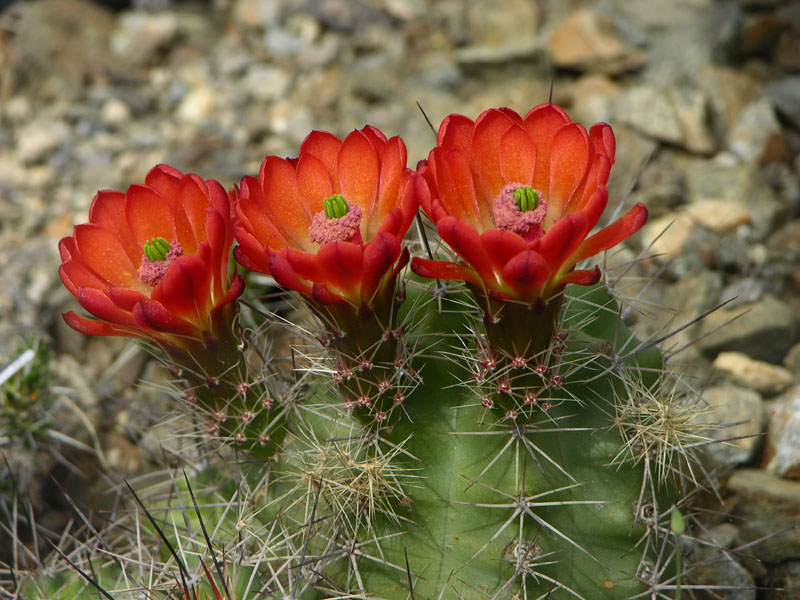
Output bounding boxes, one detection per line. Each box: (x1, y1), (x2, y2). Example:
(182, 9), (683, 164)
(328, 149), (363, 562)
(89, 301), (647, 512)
(1, 0), (800, 594)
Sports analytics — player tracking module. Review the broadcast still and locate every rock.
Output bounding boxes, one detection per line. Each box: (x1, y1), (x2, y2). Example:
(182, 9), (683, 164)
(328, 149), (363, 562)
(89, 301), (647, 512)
(176, 84), (216, 123)
(16, 120), (71, 165)
(765, 561), (800, 600)
(697, 65), (763, 135)
(9, 0), (114, 91)
(640, 211), (721, 276)
(111, 11), (180, 66)
(685, 200), (751, 234)
(569, 74), (621, 125)
(694, 385), (765, 466)
(241, 64), (292, 102)
(688, 544), (756, 600)
(684, 161), (787, 241)
(727, 98), (785, 165)
(465, 0), (539, 49)
(695, 295), (798, 364)
(763, 387), (800, 478)
(726, 469), (800, 562)
(233, 0), (283, 29)
(612, 85), (716, 155)
(100, 98), (133, 128)
(783, 343), (800, 378)
(765, 76), (800, 128)
(713, 352), (793, 396)
(719, 277), (766, 309)
(547, 9), (645, 75)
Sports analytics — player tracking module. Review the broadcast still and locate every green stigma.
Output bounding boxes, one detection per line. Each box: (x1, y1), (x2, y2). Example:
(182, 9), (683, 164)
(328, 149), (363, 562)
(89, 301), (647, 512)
(143, 237), (171, 262)
(323, 194), (349, 219)
(513, 186), (539, 212)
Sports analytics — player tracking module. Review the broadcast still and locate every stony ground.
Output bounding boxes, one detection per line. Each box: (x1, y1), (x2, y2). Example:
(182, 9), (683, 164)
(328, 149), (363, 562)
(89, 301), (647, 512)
(1, 0), (800, 596)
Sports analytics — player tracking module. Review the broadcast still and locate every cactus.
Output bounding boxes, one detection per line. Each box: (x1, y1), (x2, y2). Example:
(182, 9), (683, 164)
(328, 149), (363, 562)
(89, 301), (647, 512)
(19, 104), (733, 599)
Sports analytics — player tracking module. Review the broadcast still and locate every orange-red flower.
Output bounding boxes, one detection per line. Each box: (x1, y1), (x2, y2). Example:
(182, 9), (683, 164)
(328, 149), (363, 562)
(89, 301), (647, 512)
(59, 165), (244, 348)
(411, 104), (647, 305)
(233, 126), (418, 308)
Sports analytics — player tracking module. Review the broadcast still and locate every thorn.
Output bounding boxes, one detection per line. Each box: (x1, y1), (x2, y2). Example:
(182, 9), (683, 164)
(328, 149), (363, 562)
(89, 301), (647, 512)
(404, 547), (416, 600)
(416, 101), (437, 137)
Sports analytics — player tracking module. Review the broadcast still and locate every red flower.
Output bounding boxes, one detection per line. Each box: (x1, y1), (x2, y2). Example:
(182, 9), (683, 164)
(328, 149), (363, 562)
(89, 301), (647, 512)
(411, 104), (647, 305)
(59, 165), (244, 348)
(233, 126), (418, 308)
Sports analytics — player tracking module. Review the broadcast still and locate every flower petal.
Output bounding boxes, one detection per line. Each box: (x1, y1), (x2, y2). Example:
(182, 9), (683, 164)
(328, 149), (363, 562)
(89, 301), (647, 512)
(133, 300), (200, 337)
(338, 130), (380, 226)
(77, 287), (136, 326)
(437, 216), (496, 286)
(73, 223), (142, 289)
(437, 113), (475, 150)
(472, 109), (516, 200)
(63, 311), (141, 338)
(480, 229), (528, 274)
(259, 156), (312, 248)
(269, 251), (313, 295)
(300, 130), (342, 187)
(523, 104), (570, 194)
(362, 232), (401, 302)
(150, 255), (213, 327)
(501, 250), (549, 298)
(546, 122), (589, 226)
(88, 190), (141, 263)
(125, 184), (177, 248)
(537, 212), (589, 273)
(296, 153), (334, 216)
(316, 241), (364, 297)
(572, 203), (648, 264)
(498, 124), (536, 187)
(410, 257), (482, 287)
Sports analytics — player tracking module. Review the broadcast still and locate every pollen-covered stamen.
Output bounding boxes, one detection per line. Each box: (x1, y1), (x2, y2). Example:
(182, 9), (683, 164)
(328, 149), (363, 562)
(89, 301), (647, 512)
(138, 237), (184, 287)
(309, 194), (364, 245)
(493, 183), (548, 242)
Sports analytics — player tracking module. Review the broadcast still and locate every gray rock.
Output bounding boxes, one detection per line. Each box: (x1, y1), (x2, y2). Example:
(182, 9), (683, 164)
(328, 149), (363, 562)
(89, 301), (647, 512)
(110, 11), (180, 66)
(765, 76), (800, 128)
(613, 85), (716, 155)
(763, 386), (800, 479)
(16, 120), (71, 165)
(719, 278), (766, 309)
(688, 544), (756, 600)
(765, 561), (800, 600)
(726, 469), (800, 562)
(241, 64), (292, 102)
(783, 343), (800, 379)
(713, 352), (793, 396)
(694, 384), (765, 466)
(727, 98), (784, 165)
(697, 65), (763, 136)
(684, 161), (787, 241)
(696, 295), (798, 364)
(547, 8), (645, 75)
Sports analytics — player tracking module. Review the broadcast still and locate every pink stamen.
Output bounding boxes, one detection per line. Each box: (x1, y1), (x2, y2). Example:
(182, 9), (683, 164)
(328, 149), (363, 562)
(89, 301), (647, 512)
(493, 183), (547, 242)
(309, 204), (363, 246)
(138, 240), (183, 287)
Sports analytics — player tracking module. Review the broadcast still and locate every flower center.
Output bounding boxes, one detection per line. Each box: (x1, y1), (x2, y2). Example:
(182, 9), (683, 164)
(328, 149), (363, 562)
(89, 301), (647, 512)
(138, 237), (183, 287)
(309, 194), (363, 245)
(493, 183), (548, 242)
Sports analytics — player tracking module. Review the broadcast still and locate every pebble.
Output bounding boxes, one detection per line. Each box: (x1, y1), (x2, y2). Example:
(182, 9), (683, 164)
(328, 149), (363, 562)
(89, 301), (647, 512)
(693, 384), (765, 466)
(719, 277), (766, 309)
(100, 98), (133, 128)
(612, 85), (716, 154)
(765, 76), (800, 128)
(684, 161), (787, 241)
(16, 121), (71, 165)
(713, 352), (793, 396)
(765, 561), (800, 600)
(763, 386), (800, 479)
(111, 11), (180, 66)
(547, 9), (645, 74)
(726, 468), (800, 563)
(696, 295), (798, 364)
(176, 85), (216, 123)
(727, 97), (785, 164)
(685, 200), (751, 233)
